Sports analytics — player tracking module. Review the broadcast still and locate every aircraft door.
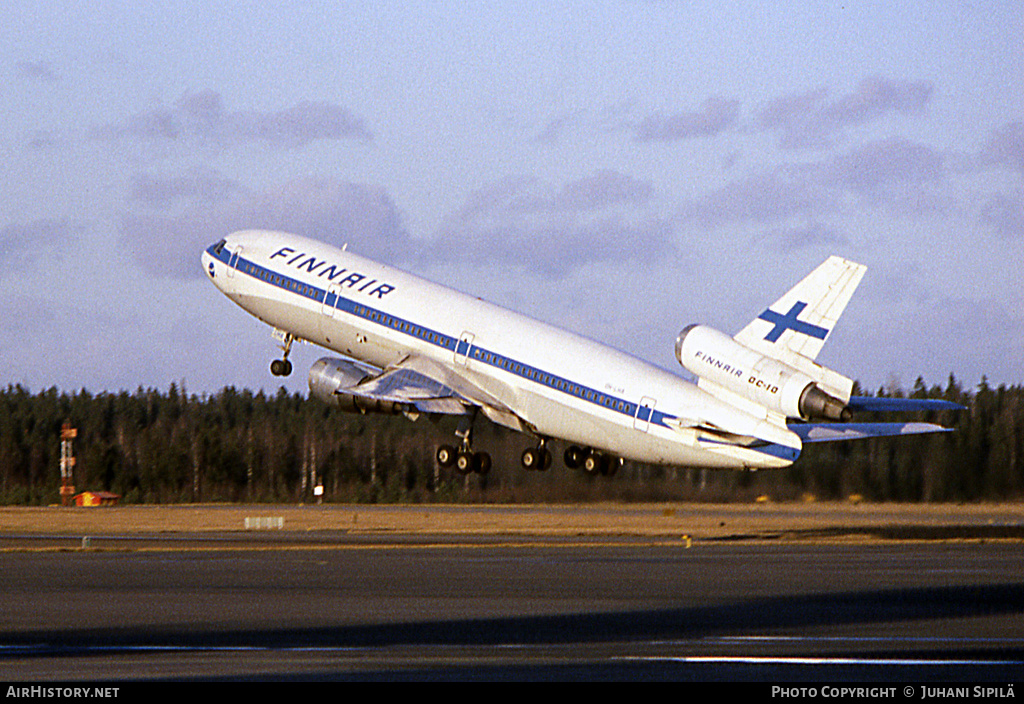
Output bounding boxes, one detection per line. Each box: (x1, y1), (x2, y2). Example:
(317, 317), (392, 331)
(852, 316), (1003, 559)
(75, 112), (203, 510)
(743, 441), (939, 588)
(455, 331), (475, 366)
(226, 245), (243, 278)
(323, 283), (344, 319)
(634, 397), (656, 432)
(319, 283), (343, 342)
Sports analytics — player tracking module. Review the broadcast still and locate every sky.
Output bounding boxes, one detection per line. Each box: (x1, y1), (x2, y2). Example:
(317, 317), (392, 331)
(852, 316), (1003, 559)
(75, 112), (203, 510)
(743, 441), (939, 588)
(2, 1), (1022, 397)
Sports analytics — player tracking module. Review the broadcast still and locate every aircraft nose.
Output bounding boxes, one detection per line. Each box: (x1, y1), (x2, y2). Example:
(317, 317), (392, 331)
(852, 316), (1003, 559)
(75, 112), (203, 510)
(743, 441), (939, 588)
(202, 247), (221, 284)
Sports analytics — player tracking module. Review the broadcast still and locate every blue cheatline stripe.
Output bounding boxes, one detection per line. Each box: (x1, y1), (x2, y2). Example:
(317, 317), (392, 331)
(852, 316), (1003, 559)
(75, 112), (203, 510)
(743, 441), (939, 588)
(208, 244), (793, 459)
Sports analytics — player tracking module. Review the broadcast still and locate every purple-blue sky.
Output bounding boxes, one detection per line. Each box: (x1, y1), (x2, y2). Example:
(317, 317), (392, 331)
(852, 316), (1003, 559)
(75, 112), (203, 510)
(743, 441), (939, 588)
(3, 2), (1022, 395)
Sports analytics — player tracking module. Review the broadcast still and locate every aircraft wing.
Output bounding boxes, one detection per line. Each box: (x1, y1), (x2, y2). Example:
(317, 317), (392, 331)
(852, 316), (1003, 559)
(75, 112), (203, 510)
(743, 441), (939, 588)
(790, 421), (953, 443)
(346, 361), (469, 415)
(321, 354), (532, 431)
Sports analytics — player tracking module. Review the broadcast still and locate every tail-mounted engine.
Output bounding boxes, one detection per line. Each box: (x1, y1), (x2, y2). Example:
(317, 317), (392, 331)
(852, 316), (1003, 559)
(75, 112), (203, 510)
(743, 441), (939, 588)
(675, 324), (851, 421)
(308, 357), (405, 414)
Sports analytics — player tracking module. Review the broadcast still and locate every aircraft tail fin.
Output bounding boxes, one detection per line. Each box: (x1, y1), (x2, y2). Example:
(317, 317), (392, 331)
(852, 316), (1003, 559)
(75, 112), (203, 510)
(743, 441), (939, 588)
(732, 255), (866, 403)
(734, 255), (866, 364)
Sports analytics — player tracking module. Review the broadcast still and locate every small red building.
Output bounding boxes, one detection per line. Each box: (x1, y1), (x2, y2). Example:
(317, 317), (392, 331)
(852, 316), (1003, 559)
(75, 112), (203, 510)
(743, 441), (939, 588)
(74, 491), (121, 507)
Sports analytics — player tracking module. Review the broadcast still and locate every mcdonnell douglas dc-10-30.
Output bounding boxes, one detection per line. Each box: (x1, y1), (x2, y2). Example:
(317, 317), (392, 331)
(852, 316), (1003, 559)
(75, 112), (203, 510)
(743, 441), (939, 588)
(202, 230), (960, 476)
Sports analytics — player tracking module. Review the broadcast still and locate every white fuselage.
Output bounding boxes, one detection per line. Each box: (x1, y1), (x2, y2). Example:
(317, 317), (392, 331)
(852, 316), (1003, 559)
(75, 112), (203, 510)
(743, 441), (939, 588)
(202, 230), (799, 469)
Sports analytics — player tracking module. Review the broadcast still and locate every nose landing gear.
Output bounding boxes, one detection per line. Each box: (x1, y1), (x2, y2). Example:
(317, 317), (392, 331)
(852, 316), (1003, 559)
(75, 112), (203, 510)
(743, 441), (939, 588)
(270, 331), (295, 377)
(270, 358), (293, 376)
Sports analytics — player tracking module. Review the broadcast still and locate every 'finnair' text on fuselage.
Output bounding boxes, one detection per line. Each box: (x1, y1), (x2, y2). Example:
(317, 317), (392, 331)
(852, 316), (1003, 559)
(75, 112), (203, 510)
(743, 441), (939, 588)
(269, 247), (396, 299)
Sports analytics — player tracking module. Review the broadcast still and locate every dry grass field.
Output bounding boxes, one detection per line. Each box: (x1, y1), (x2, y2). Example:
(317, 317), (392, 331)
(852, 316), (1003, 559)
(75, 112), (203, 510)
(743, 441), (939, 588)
(2, 501), (1023, 542)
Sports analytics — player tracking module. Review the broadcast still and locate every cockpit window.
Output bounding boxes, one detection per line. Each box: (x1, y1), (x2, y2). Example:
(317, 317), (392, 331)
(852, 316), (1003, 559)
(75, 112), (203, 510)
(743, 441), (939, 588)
(213, 239), (227, 255)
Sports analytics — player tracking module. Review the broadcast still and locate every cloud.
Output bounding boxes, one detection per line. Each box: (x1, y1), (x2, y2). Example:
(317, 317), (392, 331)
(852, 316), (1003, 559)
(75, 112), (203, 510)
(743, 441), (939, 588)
(766, 221), (850, 252)
(234, 100), (373, 147)
(980, 190), (1024, 240)
(683, 166), (829, 227)
(634, 97), (740, 142)
(119, 177), (411, 279)
(757, 76), (933, 149)
(981, 121), (1024, 176)
(26, 131), (57, 150)
(820, 137), (945, 193)
(426, 170), (674, 275)
(826, 75), (933, 123)
(0, 219), (70, 274)
(15, 60), (58, 82)
(525, 169), (654, 213)
(683, 138), (946, 229)
(129, 168), (243, 209)
(91, 90), (373, 148)
(91, 106), (180, 141)
(532, 114), (574, 144)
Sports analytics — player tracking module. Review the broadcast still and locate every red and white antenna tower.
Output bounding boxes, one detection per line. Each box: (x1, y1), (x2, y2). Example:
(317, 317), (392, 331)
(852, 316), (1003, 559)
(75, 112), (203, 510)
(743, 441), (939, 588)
(60, 423), (77, 506)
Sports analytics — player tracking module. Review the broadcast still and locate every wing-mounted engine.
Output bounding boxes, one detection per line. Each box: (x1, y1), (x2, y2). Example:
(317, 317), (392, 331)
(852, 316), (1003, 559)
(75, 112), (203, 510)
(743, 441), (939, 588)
(675, 324), (851, 422)
(308, 357), (406, 414)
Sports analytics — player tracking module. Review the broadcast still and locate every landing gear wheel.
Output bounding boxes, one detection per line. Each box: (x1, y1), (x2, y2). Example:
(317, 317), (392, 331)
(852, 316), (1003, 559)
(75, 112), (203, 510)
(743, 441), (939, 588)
(521, 447), (540, 470)
(436, 444), (457, 468)
(270, 359), (293, 377)
(521, 447), (551, 471)
(455, 451), (475, 475)
(583, 451), (605, 477)
(564, 446), (585, 469)
(270, 332), (295, 377)
(474, 452), (492, 475)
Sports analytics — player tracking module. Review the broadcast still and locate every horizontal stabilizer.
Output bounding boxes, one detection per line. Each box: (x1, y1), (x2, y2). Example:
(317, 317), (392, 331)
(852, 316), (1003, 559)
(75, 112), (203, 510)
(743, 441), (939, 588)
(790, 422), (952, 443)
(847, 396), (966, 413)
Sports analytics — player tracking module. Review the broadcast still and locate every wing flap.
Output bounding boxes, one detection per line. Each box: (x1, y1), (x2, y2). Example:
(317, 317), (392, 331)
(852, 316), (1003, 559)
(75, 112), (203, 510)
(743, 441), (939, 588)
(353, 365), (458, 402)
(347, 354), (524, 421)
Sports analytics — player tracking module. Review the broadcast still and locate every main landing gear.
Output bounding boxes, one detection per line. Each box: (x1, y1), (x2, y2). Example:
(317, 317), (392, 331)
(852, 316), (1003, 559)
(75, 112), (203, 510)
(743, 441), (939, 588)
(436, 444), (491, 475)
(520, 440), (552, 471)
(270, 332), (295, 377)
(521, 441), (619, 476)
(434, 413), (621, 478)
(436, 411), (491, 475)
(563, 445), (619, 477)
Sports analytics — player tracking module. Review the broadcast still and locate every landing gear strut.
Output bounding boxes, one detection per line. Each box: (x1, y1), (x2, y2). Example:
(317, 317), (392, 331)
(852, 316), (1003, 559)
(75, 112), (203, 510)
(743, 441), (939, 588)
(270, 332), (295, 377)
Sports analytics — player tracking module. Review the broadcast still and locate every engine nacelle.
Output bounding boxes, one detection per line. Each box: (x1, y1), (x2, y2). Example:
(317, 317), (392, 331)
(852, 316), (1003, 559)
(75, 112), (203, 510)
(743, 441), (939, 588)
(308, 357), (405, 414)
(675, 324), (851, 421)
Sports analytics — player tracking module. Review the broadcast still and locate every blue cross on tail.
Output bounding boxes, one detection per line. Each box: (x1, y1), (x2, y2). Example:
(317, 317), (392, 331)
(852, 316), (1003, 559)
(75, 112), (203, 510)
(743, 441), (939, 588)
(758, 301), (829, 343)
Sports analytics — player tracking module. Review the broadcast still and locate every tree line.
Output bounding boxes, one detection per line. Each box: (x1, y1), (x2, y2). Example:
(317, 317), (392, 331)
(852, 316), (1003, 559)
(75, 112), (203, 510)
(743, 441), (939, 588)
(0, 375), (1020, 505)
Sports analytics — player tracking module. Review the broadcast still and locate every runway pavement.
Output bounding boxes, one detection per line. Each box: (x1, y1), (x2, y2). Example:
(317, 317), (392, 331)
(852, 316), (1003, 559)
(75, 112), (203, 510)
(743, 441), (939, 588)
(2, 506), (1024, 681)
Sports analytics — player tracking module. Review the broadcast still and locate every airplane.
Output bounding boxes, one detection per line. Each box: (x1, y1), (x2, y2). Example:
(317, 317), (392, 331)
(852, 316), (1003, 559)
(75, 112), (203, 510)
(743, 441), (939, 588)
(201, 230), (961, 477)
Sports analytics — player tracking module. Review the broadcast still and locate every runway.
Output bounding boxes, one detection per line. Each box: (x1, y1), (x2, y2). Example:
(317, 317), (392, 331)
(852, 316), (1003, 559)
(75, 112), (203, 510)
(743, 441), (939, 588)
(3, 513), (1024, 680)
